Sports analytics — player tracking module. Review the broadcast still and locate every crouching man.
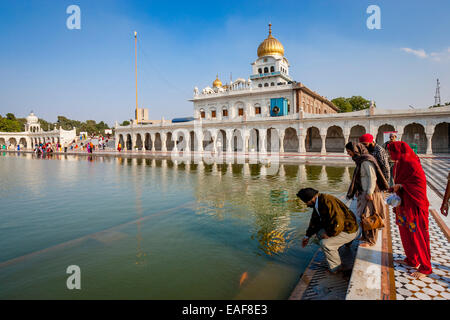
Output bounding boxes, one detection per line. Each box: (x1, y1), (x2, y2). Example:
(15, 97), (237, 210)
(297, 188), (360, 274)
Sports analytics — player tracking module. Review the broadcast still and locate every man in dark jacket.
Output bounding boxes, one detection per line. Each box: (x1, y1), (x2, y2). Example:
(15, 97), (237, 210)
(297, 188), (360, 273)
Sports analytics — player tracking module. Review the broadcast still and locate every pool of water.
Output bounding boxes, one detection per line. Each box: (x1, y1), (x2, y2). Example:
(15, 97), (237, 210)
(0, 152), (354, 299)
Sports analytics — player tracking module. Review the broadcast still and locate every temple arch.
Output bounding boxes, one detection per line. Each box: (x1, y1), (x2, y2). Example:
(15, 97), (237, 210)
(266, 128), (279, 152)
(325, 126), (345, 152)
(19, 138), (27, 149)
(166, 132), (174, 151)
(249, 128), (260, 152)
(402, 123), (427, 154)
(232, 129), (244, 152)
(8, 137), (17, 146)
(126, 134), (132, 150)
(217, 129), (227, 151)
(283, 127), (299, 152)
(376, 124), (395, 145)
(154, 133), (162, 151)
(144, 133), (152, 150)
(432, 122), (450, 154)
(349, 125), (366, 144)
(305, 126), (321, 152)
(135, 134), (143, 150)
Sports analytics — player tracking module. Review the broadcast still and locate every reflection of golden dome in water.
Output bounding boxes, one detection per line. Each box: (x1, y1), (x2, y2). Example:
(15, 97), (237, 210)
(212, 75), (222, 88)
(257, 24), (285, 57)
(259, 229), (287, 255)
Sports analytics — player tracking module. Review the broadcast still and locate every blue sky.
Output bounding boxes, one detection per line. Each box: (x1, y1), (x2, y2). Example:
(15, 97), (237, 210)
(0, 0), (449, 125)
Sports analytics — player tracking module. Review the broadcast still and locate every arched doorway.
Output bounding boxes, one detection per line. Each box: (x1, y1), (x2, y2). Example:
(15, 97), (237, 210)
(118, 135), (125, 149)
(135, 134), (143, 150)
(217, 130), (227, 151)
(9, 138), (17, 147)
(144, 133), (152, 150)
(0, 138), (6, 146)
(232, 129), (244, 152)
(175, 132), (187, 151)
(154, 133), (162, 151)
(326, 126), (345, 153)
(432, 122), (450, 154)
(19, 138), (27, 149)
(283, 127), (299, 152)
(202, 130), (213, 151)
(126, 134), (132, 150)
(376, 124), (395, 145)
(402, 123), (427, 154)
(166, 132), (174, 151)
(305, 127), (321, 152)
(249, 128), (259, 152)
(266, 128), (279, 152)
(349, 125), (366, 144)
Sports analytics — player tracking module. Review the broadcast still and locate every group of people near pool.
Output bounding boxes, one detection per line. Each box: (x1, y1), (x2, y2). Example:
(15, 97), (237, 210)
(297, 132), (449, 280)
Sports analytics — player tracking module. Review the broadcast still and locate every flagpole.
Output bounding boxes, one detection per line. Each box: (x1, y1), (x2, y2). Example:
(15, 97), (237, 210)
(134, 31), (138, 125)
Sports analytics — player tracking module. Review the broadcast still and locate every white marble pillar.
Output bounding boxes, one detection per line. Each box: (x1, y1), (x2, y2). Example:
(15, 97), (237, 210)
(298, 164), (307, 182)
(226, 130), (233, 153)
(320, 134), (327, 155)
(243, 163), (250, 176)
(259, 130), (267, 153)
(298, 134), (306, 153)
(173, 136), (178, 152)
(161, 133), (167, 152)
(343, 166), (351, 184)
(185, 135), (191, 152)
(279, 132), (285, 153)
(426, 134), (433, 155)
(244, 135), (250, 153)
(150, 134), (156, 152)
(319, 165), (327, 182)
(197, 133), (204, 152)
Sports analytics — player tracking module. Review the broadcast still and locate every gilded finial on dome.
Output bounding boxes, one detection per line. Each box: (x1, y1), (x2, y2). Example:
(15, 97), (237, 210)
(213, 74), (222, 88)
(257, 23), (284, 57)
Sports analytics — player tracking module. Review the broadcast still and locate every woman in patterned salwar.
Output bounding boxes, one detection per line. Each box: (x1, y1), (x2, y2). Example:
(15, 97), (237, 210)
(346, 142), (389, 247)
(388, 141), (432, 279)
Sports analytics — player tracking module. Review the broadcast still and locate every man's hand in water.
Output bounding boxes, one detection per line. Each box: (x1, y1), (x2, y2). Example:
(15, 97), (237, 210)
(302, 236), (309, 248)
(441, 202), (449, 217)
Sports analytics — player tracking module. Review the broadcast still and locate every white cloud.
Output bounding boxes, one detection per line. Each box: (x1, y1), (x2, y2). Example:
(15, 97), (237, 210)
(401, 47), (450, 62)
(401, 47), (428, 58)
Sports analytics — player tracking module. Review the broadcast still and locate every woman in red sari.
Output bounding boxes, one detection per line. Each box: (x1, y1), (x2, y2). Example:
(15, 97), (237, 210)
(387, 141), (432, 279)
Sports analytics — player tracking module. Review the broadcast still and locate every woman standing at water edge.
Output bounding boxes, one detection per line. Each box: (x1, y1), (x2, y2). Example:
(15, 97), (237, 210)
(346, 142), (389, 247)
(387, 141), (432, 279)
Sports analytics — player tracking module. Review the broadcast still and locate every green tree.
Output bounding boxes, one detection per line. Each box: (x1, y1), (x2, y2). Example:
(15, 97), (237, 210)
(348, 96), (371, 111)
(331, 96), (372, 112)
(331, 97), (352, 113)
(121, 120), (130, 126)
(0, 116), (22, 132)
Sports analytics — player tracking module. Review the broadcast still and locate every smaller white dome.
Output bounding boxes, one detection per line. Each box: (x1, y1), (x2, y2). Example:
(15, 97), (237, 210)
(26, 112), (38, 124)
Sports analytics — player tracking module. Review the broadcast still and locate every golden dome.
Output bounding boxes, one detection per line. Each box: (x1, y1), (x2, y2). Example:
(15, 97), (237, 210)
(257, 24), (284, 57)
(212, 74), (222, 88)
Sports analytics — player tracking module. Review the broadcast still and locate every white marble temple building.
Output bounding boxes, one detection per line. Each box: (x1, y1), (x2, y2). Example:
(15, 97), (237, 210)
(0, 112), (77, 149)
(113, 25), (450, 155)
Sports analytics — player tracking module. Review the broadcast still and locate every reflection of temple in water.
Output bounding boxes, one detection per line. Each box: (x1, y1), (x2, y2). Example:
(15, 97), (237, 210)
(12, 153), (354, 257)
(115, 158), (351, 256)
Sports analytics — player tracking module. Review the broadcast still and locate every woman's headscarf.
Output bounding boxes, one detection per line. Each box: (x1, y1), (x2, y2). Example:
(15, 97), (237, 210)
(346, 142), (389, 199)
(387, 141), (429, 213)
